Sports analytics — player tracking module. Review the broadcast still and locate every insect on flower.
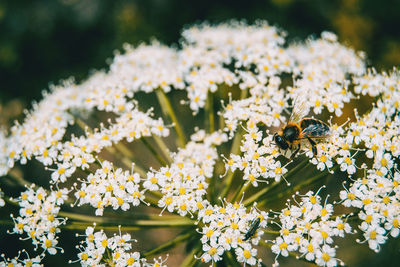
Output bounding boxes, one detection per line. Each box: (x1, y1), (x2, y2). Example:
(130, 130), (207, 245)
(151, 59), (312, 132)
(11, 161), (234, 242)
(273, 99), (331, 160)
(243, 217), (261, 241)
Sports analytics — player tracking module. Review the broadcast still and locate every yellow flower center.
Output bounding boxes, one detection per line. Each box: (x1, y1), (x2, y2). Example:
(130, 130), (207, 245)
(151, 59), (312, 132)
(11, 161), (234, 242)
(243, 250), (251, 259)
(279, 242), (288, 250)
(165, 197), (172, 205)
(370, 230), (377, 239)
(208, 247), (217, 256)
(322, 252), (330, 262)
(126, 257), (135, 265)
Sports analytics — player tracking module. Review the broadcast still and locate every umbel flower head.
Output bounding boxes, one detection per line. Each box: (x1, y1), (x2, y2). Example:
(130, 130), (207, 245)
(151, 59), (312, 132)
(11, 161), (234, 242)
(1, 21), (400, 266)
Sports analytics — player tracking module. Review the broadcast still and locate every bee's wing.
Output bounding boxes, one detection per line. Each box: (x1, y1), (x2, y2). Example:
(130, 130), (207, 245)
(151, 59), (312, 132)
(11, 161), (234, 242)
(301, 124), (331, 138)
(289, 96), (310, 123)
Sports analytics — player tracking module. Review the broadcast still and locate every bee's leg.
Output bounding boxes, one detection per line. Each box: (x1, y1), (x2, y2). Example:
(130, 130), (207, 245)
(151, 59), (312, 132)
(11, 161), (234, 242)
(306, 136), (318, 157)
(290, 144), (301, 160)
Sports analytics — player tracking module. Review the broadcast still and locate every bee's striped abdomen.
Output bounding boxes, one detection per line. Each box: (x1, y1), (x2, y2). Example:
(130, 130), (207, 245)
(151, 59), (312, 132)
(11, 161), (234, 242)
(300, 118), (330, 137)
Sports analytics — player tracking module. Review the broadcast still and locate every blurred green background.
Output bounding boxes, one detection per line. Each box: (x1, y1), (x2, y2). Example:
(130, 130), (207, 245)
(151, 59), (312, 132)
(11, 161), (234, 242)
(1, 0), (400, 122)
(0, 0), (400, 266)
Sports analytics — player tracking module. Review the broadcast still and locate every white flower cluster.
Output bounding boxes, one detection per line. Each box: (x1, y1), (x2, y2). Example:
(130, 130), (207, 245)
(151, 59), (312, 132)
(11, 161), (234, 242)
(198, 201), (268, 266)
(340, 170), (400, 252)
(225, 123), (288, 186)
(9, 185), (68, 257)
(1, 250), (43, 267)
(111, 43), (185, 94)
(74, 226), (167, 267)
(288, 31), (365, 117)
(144, 131), (227, 216)
(4, 77), (169, 184)
(74, 160), (146, 216)
(1, 20), (400, 267)
(181, 22), (290, 112)
(270, 190), (351, 267)
(222, 76), (285, 137)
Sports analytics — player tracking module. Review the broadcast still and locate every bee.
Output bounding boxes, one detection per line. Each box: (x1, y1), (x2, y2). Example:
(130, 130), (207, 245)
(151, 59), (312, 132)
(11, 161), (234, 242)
(243, 217), (261, 241)
(273, 100), (330, 159)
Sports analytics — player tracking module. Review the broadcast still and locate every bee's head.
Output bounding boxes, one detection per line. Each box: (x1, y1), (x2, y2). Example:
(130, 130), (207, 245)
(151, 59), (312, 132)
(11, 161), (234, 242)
(273, 132), (289, 150)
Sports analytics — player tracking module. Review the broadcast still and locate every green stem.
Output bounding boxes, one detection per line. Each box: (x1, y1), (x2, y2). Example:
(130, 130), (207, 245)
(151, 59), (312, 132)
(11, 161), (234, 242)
(147, 189), (163, 200)
(240, 88), (248, 99)
(153, 135), (173, 164)
(180, 244), (201, 267)
(141, 138), (167, 166)
(5, 169), (32, 187)
(221, 128), (244, 199)
(75, 117), (93, 134)
(232, 181), (251, 203)
(258, 165), (339, 208)
(220, 170), (237, 200)
(156, 89), (186, 147)
(59, 211), (194, 228)
(262, 229), (281, 235)
(243, 158), (309, 207)
(114, 142), (135, 161)
(224, 250), (241, 267)
(143, 231), (193, 258)
(205, 91), (215, 133)
(102, 146), (147, 177)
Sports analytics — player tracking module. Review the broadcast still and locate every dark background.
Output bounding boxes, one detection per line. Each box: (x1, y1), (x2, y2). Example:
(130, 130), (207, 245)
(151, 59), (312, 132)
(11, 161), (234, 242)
(0, 0), (400, 266)
(1, 0), (400, 118)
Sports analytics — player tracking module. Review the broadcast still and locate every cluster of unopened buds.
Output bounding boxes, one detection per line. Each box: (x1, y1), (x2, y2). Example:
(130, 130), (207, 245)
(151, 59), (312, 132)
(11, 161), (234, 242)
(0, 20), (399, 266)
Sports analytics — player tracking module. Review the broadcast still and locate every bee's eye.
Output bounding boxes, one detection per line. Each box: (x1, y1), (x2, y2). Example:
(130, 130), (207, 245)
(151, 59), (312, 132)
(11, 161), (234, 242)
(274, 134), (289, 150)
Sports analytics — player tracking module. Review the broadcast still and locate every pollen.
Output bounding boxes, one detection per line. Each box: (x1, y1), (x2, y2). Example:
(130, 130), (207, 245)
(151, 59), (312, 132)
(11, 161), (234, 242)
(208, 247), (217, 256)
(369, 230), (377, 239)
(126, 257), (135, 265)
(282, 228), (290, 235)
(279, 242), (288, 250)
(205, 209), (213, 215)
(243, 249), (252, 259)
(179, 187), (185, 195)
(364, 214), (373, 223)
(363, 198), (371, 206)
(197, 202), (204, 209)
(321, 208), (328, 217)
(321, 252), (330, 262)
(283, 209), (291, 216)
(347, 192), (356, 200)
(45, 239), (52, 248)
(382, 196), (390, 204)
(248, 174), (256, 182)
(165, 197), (172, 205)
